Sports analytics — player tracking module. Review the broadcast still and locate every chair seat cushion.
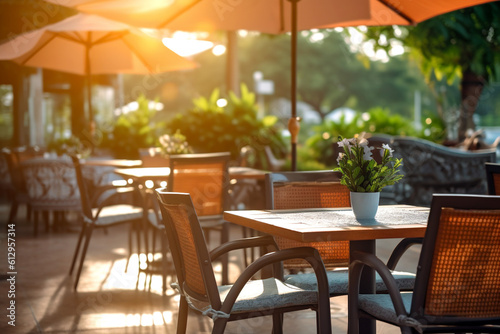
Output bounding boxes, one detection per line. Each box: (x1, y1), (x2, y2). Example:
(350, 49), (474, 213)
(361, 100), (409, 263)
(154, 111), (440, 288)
(358, 291), (413, 324)
(218, 278), (318, 314)
(284, 269), (416, 295)
(93, 204), (143, 226)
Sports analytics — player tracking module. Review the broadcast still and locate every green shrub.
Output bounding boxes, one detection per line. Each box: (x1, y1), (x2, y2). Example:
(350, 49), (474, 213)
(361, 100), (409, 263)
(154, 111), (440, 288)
(306, 107), (419, 167)
(100, 95), (163, 158)
(166, 84), (287, 168)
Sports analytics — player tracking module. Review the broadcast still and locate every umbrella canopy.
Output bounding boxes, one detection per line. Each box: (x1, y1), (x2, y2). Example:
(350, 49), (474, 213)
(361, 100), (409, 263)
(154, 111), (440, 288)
(0, 12), (197, 130)
(48, 0), (369, 33)
(46, 0), (497, 170)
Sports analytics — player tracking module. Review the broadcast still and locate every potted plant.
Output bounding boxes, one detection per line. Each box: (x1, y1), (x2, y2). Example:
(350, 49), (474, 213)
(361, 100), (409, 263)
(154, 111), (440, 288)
(334, 135), (403, 219)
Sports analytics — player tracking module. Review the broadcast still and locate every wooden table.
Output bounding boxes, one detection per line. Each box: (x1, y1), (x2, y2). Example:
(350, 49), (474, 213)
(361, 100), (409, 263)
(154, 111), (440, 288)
(82, 158), (143, 168)
(223, 205), (429, 333)
(115, 166), (267, 181)
(114, 166), (268, 209)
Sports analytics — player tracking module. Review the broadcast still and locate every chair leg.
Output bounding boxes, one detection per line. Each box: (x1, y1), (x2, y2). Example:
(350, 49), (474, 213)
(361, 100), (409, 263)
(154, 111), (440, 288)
(212, 318), (229, 334)
(8, 201), (18, 224)
(73, 225), (94, 290)
(43, 210), (50, 233)
(33, 211), (39, 237)
(176, 295), (189, 334)
(161, 233), (168, 295)
(127, 224), (133, 272)
(26, 204), (32, 221)
(221, 223), (229, 285)
(125, 223), (133, 272)
(271, 313), (284, 334)
(69, 223), (87, 275)
(136, 221), (142, 273)
(242, 226), (250, 267)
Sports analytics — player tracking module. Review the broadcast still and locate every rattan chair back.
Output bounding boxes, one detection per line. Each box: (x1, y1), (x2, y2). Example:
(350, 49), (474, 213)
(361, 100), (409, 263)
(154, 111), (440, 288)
(71, 155), (97, 222)
(266, 170), (351, 268)
(167, 152), (231, 218)
(156, 191), (219, 304)
(411, 194), (500, 323)
(485, 162), (500, 195)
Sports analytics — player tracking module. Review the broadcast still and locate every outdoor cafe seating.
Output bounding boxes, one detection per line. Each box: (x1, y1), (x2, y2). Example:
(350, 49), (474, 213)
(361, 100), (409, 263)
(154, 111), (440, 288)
(348, 194), (500, 333)
(69, 155), (145, 290)
(155, 190), (332, 334)
(21, 157), (81, 235)
(2, 146), (45, 229)
(265, 170), (418, 296)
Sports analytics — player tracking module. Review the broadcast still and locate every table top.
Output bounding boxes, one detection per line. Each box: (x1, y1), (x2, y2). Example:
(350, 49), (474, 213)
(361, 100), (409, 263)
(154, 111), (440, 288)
(82, 159), (143, 168)
(224, 205), (429, 243)
(114, 166), (268, 181)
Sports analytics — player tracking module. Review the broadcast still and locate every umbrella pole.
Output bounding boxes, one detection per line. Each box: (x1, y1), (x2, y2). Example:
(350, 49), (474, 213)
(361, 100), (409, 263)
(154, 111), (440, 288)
(288, 0), (300, 171)
(85, 44), (94, 137)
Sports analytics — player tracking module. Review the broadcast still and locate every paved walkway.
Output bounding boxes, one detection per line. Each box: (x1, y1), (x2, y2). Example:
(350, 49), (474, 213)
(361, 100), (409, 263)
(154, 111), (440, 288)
(0, 201), (420, 333)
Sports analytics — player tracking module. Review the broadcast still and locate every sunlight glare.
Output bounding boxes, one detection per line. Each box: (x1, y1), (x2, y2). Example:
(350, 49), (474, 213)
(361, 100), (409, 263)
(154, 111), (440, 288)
(162, 37), (213, 57)
(162, 311), (174, 324)
(126, 314), (141, 327)
(141, 314), (154, 326)
(128, 101), (139, 111)
(393, 25), (403, 37)
(389, 41), (405, 56)
(217, 98), (228, 108)
(154, 312), (165, 325)
(309, 31), (325, 43)
(347, 27), (363, 45)
(378, 34), (388, 46)
(212, 44), (226, 56)
(376, 49), (389, 63)
(361, 40), (375, 58)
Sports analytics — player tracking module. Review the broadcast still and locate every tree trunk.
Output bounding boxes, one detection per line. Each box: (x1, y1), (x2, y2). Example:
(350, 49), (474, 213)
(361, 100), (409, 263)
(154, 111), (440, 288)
(458, 69), (485, 141)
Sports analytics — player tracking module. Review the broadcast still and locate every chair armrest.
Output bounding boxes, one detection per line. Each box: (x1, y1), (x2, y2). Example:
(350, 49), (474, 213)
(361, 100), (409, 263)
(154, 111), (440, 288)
(220, 247), (331, 325)
(209, 235), (279, 261)
(348, 250), (408, 333)
(92, 186), (140, 209)
(386, 238), (423, 270)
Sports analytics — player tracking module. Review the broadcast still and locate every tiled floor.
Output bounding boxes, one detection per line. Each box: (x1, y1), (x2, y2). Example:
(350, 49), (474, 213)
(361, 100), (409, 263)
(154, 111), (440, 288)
(0, 200), (421, 333)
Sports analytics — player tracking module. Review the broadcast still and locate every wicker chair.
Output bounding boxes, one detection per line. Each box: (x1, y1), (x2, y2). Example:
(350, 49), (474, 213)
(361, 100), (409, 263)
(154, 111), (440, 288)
(21, 157), (82, 235)
(2, 147), (45, 227)
(167, 152), (232, 284)
(266, 170), (419, 296)
(485, 162), (500, 195)
(348, 194), (500, 334)
(155, 190), (332, 334)
(69, 156), (145, 290)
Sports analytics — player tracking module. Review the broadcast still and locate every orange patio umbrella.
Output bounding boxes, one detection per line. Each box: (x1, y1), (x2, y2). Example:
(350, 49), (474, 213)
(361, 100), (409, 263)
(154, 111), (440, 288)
(46, 0), (497, 170)
(0, 12), (197, 131)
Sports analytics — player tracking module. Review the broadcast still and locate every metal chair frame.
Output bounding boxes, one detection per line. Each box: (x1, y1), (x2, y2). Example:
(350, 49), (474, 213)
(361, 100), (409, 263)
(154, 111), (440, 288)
(485, 162), (500, 195)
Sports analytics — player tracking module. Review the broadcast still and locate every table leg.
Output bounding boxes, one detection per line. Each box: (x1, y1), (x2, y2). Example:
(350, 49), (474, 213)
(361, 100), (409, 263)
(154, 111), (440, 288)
(349, 240), (376, 334)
